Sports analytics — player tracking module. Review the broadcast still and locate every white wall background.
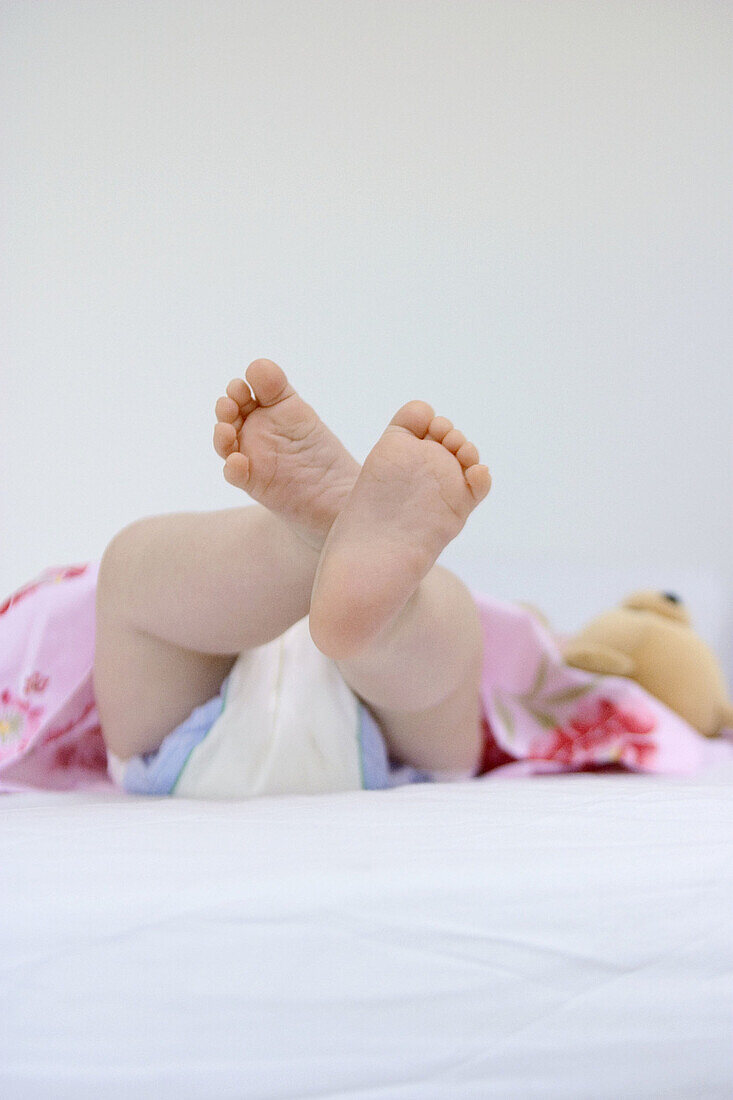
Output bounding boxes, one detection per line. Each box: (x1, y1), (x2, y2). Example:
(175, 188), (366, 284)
(1, 1), (731, 664)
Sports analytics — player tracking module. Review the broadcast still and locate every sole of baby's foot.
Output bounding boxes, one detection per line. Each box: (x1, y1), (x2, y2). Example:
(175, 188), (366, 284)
(309, 400), (491, 659)
(213, 359), (361, 552)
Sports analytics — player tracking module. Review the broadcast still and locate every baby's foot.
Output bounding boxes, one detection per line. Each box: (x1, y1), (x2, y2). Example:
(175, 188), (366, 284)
(309, 401), (491, 659)
(213, 359), (360, 551)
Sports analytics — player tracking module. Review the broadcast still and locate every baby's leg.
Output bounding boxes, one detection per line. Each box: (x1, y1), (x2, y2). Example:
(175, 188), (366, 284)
(96, 359), (359, 760)
(309, 402), (491, 775)
(96, 506), (322, 760)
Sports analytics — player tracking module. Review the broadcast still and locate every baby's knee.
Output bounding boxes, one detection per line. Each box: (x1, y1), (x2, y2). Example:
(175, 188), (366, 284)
(97, 518), (152, 611)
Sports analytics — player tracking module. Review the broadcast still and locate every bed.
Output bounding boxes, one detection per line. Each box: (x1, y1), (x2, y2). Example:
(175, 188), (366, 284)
(2, 758), (732, 1099)
(2, 562), (732, 1098)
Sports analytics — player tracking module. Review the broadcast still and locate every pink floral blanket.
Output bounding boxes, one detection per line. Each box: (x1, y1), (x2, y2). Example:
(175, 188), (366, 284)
(472, 593), (733, 778)
(1, 564), (731, 793)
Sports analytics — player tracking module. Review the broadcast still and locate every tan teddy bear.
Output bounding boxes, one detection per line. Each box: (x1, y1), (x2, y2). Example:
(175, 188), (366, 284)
(557, 590), (733, 738)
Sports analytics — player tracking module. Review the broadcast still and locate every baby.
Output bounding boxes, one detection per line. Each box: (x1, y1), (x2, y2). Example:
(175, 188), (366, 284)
(94, 358), (493, 797)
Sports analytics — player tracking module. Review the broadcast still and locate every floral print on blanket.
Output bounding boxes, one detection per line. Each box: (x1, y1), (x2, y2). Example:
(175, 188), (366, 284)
(0, 561), (107, 792)
(0, 688), (45, 762)
(0, 564), (88, 618)
(528, 696), (657, 768)
(492, 654), (598, 738)
(489, 651), (658, 769)
(473, 592), (723, 776)
(0, 568), (86, 766)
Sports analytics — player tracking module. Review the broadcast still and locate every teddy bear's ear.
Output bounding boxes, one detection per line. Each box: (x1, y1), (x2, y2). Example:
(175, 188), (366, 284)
(563, 642), (635, 677)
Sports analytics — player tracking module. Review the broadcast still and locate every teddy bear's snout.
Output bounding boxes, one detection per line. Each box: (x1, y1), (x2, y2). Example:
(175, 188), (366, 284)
(662, 591), (681, 604)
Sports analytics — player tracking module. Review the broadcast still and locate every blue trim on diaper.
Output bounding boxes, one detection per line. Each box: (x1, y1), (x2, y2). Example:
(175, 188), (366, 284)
(117, 679), (228, 796)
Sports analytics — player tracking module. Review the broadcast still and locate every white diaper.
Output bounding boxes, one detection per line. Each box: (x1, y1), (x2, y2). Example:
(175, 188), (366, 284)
(174, 616), (362, 798)
(108, 616), (384, 799)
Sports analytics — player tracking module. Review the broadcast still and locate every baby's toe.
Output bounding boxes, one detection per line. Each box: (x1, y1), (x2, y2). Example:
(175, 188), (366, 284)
(426, 415), (453, 444)
(213, 421), (238, 459)
(215, 395), (240, 423)
(389, 401), (435, 439)
(456, 440), (479, 468)
(223, 452), (250, 488)
(464, 463), (492, 502)
(441, 428), (466, 454)
(226, 377), (257, 412)
(245, 359), (293, 407)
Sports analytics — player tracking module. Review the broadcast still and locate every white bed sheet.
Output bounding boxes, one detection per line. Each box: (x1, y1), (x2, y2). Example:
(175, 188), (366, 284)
(2, 766), (732, 1099)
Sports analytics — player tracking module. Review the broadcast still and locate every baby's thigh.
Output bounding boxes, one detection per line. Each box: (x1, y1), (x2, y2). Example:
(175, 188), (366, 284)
(94, 612), (235, 761)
